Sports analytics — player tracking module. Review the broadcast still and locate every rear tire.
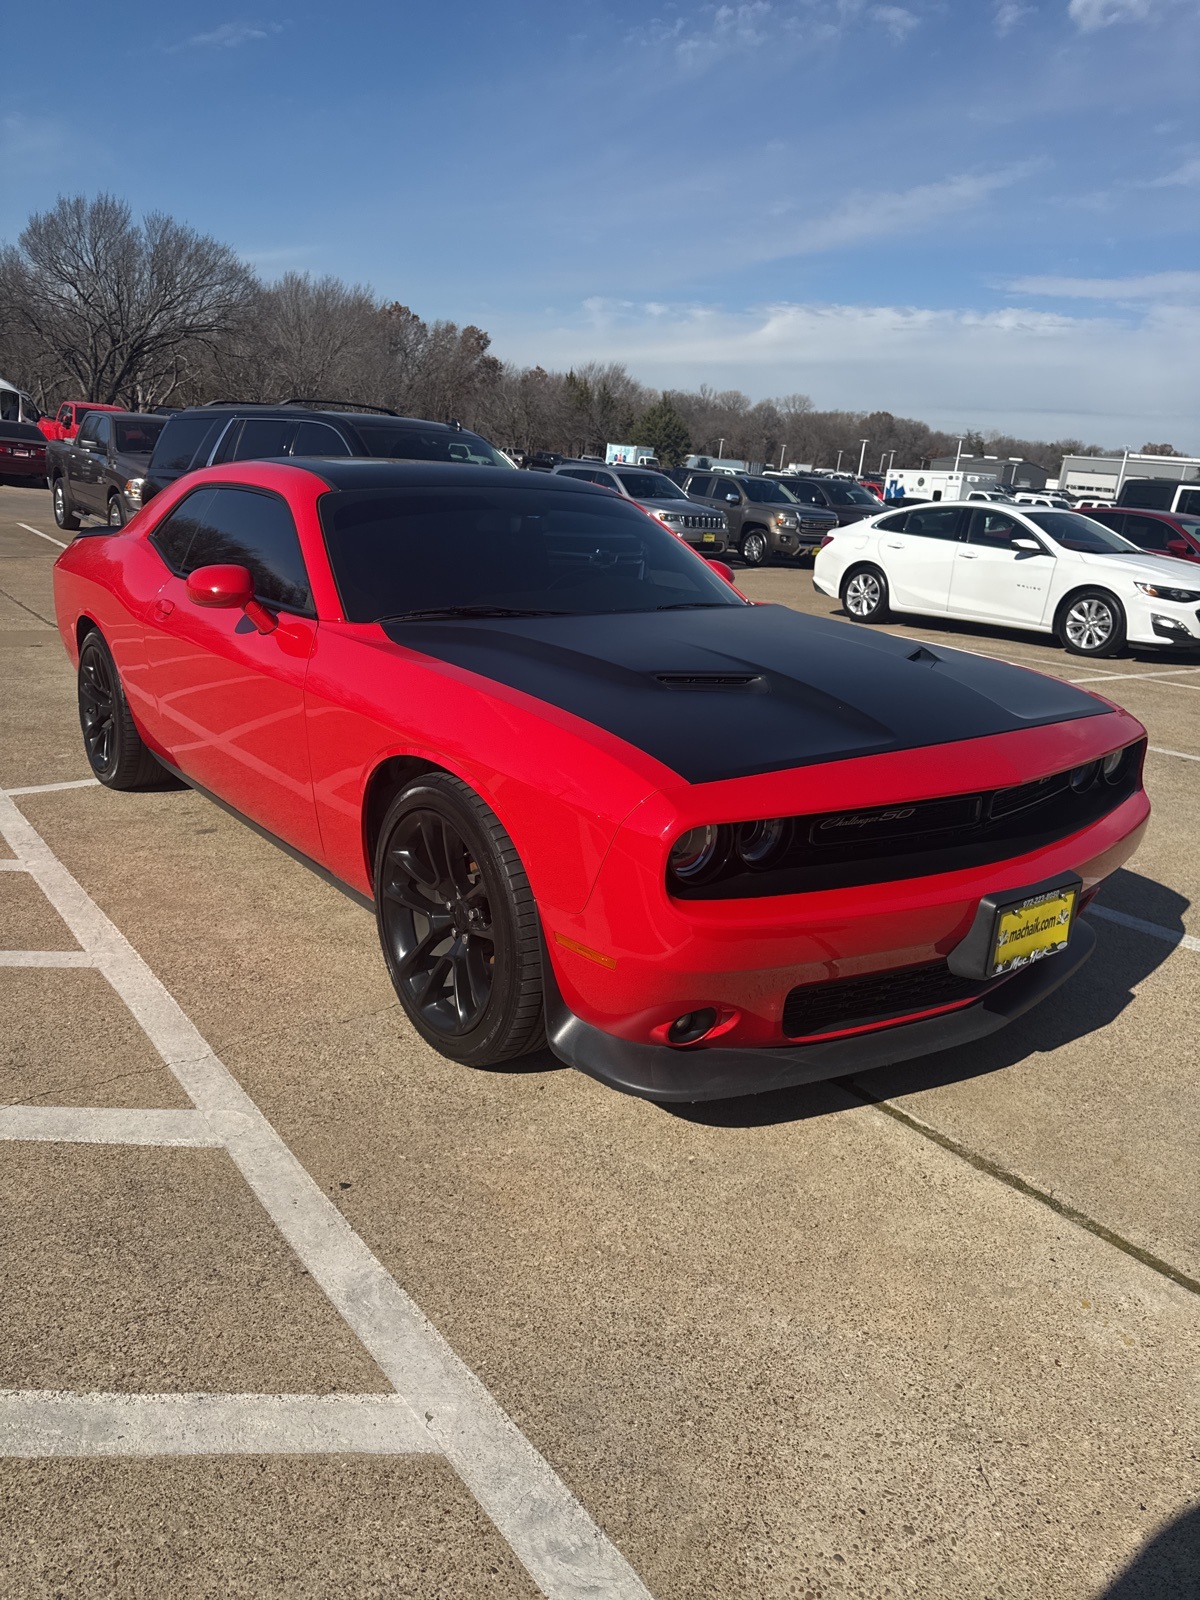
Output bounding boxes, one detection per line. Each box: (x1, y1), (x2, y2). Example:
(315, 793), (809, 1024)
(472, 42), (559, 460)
(77, 631), (163, 789)
(1057, 589), (1126, 657)
(374, 772), (545, 1067)
(53, 478), (80, 532)
(841, 564), (890, 623)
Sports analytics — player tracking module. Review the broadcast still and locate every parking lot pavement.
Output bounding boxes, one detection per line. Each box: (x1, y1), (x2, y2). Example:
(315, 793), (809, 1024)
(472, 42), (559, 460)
(2, 485), (1199, 1599)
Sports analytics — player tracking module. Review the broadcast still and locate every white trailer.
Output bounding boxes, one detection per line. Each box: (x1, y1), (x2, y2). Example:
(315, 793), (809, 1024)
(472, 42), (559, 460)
(605, 442), (659, 466)
(884, 467), (1001, 503)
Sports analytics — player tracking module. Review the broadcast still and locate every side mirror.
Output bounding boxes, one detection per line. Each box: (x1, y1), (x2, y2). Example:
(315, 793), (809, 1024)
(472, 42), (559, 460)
(1167, 539), (1191, 556)
(725, 492), (739, 503)
(186, 564), (277, 633)
(709, 560), (737, 586)
(1012, 537), (1043, 553)
(187, 564), (254, 608)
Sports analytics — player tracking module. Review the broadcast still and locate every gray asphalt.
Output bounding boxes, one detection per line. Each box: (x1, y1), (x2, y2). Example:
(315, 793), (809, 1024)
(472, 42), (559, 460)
(2, 484), (1197, 1599)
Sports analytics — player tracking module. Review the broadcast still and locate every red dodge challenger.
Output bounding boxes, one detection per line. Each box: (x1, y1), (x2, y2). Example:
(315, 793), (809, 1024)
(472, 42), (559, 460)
(52, 460), (1148, 1101)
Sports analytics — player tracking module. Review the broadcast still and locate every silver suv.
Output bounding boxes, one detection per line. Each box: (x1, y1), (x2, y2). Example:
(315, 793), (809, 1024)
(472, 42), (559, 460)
(552, 462), (729, 556)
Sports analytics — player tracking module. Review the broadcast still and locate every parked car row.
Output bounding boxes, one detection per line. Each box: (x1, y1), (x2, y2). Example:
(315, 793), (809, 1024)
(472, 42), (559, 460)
(813, 500), (1200, 657)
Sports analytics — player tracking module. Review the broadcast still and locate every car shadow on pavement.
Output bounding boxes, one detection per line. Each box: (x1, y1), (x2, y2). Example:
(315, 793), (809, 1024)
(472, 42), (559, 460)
(666, 867), (1187, 1129)
(1095, 1503), (1200, 1598)
(838, 606), (1200, 665)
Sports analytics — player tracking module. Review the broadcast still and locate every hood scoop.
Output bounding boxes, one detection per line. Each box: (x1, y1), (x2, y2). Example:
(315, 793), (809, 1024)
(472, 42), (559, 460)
(907, 646), (942, 665)
(654, 672), (765, 691)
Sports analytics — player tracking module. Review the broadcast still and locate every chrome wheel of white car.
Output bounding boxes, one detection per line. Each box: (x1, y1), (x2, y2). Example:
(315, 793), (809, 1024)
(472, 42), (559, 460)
(1059, 590), (1125, 658)
(841, 566), (889, 623)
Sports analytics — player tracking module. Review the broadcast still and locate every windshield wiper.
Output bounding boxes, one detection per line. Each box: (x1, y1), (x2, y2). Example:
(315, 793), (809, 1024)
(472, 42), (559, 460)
(380, 605), (571, 622)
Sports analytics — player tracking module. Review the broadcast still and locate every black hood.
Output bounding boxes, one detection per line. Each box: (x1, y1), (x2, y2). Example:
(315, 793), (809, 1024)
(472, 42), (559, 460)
(384, 605), (1107, 785)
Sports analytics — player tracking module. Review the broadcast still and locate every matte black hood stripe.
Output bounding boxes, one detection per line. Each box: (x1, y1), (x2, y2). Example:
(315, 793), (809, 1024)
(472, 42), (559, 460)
(384, 606), (1107, 785)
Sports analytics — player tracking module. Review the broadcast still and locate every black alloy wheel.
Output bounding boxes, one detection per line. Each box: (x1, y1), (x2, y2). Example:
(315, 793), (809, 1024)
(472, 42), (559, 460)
(107, 494), (126, 528)
(53, 478), (80, 532)
(841, 564), (891, 623)
(740, 528), (768, 567)
(374, 773), (545, 1067)
(76, 631), (163, 789)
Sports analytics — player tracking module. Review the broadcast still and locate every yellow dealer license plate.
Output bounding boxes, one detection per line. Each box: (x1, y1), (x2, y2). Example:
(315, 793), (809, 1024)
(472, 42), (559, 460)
(991, 886), (1077, 976)
(702, 533), (716, 544)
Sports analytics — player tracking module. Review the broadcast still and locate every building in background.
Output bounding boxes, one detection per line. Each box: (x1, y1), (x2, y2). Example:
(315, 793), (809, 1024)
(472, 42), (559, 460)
(1059, 452), (1200, 504)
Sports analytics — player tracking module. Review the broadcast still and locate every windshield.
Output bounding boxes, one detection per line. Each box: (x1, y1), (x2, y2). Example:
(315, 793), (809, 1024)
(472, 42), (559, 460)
(352, 423), (511, 468)
(114, 418), (165, 453)
(614, 470), (687, 500)
(743, 479), (797, 505)
(319, 486), (745, 622)
(1175, 518), (1200, 537)
(1025, 511), (1141, 553)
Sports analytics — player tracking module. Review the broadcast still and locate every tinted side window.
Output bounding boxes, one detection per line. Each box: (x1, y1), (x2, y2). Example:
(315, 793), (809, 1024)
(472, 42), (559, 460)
(906, 507), (964, 540)
(875, 511), (909, 532)
(967, 510), (1026, 547)
(152, 416), (223, 474)
(1122, 514), (1171, 552)
(228, 418), (298, 462)
(77, 415), (100, 445)
(557, 469), (596, 482)
(93, 416), (112, 448)
(150, 488), (218, 575)
(292, 421), (352, 458)
(184, 488), (312, 612)
(686, 475), (714, 498)
(788, 482), (826, 504)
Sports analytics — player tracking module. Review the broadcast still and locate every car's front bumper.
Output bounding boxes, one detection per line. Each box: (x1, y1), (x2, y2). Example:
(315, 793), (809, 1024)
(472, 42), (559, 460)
(545, 918), (1096, 1101)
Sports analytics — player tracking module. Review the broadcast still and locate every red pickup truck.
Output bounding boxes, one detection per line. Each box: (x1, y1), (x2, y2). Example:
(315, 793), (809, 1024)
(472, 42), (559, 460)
(38, 400), (125, 443)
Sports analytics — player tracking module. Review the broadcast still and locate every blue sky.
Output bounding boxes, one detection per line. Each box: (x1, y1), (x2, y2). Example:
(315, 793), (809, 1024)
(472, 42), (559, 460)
(3, 0), (1199, 445)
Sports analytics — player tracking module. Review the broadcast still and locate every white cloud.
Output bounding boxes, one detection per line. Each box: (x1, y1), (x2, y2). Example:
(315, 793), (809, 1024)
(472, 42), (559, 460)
(627, 0), (928, 68)
(491, 295), (1200, 446)
(1067, 0), (1152, 29)
(994, 1), (1036, 33)
(167, 21), (282, 52)
(785, 165), (1033, 255)
(1005, 271), (1200, 301)
(1151, 154), (1200, 186)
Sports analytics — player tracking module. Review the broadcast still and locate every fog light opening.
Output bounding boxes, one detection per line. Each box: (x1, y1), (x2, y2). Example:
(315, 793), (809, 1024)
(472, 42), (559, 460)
(667, 1007), (719, 1046)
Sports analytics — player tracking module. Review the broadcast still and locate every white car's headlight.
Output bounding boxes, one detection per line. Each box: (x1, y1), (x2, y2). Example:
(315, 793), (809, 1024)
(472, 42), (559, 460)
(1135, 581), (1200, 602)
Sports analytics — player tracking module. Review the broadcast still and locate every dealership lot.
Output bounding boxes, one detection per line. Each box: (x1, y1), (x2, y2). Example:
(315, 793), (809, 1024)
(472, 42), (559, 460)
(1, 485), (1198, 1598)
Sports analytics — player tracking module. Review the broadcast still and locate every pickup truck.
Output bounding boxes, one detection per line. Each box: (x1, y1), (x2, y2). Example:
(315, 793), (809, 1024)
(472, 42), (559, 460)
(38, 399), (125, 443)
(48, 410), (166, 530)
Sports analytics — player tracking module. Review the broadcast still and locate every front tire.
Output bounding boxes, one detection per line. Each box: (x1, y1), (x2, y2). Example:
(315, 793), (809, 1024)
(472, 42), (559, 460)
(53, 478), (80, 532)
(374, 773), (545, 1067)
(739, 527), (768, 567)
(1057, 589), (1126, 657)
(107, 494), (126, 528)
(841, 564), (890, 623)
(77, 631), (163, 788)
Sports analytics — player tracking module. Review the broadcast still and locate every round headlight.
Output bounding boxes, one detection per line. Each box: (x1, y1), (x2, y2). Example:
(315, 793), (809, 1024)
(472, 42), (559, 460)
(1070, 761), (1101, 793)
(1102, 749), (1125, 783)
(669, 825), (724, 881)
(735, 817), (788, 866)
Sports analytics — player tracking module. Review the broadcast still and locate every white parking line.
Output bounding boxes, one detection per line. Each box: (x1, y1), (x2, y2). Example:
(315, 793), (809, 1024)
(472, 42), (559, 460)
(16, 522), (67, 551)
(4, 778), (100, 796)
(1068, 668), (1200, 684)
(1090, 904), (1200, 953)
(0, 951), (94, 967)
(0, 1107), (224, 1147)
(0, 1391), (437, 1457)
(0, 788), (653, 1600)
(0, 858), (29, 870)
(1148, 745), (1200, 762)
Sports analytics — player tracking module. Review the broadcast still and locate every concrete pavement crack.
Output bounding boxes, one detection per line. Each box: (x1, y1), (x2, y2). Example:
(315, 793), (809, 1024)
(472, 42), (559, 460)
(838, 1077), (1200, 1298)
(0, 584), (54, 628)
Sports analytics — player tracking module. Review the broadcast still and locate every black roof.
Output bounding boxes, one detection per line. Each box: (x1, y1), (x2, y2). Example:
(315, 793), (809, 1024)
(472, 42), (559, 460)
(277, 459), (600, 493)
(171, 403), (477, 434)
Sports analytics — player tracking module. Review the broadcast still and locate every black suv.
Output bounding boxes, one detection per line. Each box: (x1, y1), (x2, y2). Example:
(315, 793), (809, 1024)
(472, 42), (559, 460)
(138, 401), (511, 508)
(773, 475), (883, 526)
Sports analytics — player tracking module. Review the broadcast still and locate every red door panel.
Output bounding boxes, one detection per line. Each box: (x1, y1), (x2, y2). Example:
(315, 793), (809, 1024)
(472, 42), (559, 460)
(143, 576), (322, 859)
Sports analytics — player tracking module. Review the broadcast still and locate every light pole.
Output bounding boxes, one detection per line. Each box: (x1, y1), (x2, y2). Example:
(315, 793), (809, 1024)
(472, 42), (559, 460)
(954, 437), (964, 473)
(717, 438), (725, 460)
(887, 449), (896, 475)
(857, 438), (869, 476)
(835, 449), (844, 472)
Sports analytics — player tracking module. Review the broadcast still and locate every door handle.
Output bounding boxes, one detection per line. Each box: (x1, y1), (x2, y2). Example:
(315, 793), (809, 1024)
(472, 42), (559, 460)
(884, 540), (905, 549)
(154, 598), (175, 619)
(958, 551), (979, 559)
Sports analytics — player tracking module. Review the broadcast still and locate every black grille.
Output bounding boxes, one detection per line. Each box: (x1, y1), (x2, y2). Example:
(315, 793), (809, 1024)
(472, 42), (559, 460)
(671, 741), (1145, 899)
(782, 961), (1005, 1039)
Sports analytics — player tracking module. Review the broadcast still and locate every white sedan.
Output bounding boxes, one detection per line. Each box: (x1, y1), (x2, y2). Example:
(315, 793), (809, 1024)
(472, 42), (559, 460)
(812, 501), (1200, 658)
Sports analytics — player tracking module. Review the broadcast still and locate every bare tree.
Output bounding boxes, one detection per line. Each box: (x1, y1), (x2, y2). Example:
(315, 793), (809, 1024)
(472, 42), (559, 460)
(0, 193), (254, 407)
